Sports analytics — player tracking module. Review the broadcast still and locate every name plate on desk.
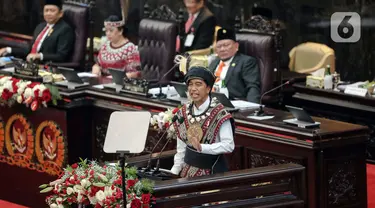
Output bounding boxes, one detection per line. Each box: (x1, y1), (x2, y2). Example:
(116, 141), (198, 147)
(12, 58), (42, 81)
(344, 86), (368, 97)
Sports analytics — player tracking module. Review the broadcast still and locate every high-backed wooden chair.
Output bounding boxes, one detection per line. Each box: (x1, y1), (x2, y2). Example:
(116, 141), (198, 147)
(54, 1), (89, 71)
(231, 14), (284, 104)
(138, 5), (179, 82)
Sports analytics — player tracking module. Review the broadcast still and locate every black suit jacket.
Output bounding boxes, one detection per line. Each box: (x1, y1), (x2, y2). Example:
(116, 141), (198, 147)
(12, 19), (74, 63)
(209, 53), (261, 103)
(183, 7), (216, 52)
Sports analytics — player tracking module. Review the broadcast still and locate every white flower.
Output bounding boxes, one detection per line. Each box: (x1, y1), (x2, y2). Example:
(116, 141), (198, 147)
(24, 88), (33, 98)
(152, 114), (159, 121)
(88, 195), (97, 204)
(150, 117), (156, 126)
(16, 96), (23, 104)
(77, 193), (83, 202)
(73, 185), (83, 193)
(0, 86), (4, 95)
(56, 197), (63, 204)
(58, 205), (63, 208)
(95, 190), (106, 202)
(49, 179), (63, 186)
(80, 179), (91, 188)
(158, 112), (165, 118)
(50, 204), (58, 208)
(67, 187), (74, 195)
(3, 81), (13, 92)
(0, 77), (11, 85)
(97, 173), (108, 182)
(104, 186), (114, 197)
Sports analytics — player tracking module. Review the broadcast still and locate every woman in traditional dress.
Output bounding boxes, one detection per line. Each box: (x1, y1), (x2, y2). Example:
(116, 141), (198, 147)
(92, 15), (141, 78)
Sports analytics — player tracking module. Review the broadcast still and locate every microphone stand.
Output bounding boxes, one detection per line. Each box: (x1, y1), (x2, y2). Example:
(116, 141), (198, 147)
(143, 130), (169, 172)
(254, 80), (293, 116)
(153, 116), (182, 174)
(153, 135), (173, 174)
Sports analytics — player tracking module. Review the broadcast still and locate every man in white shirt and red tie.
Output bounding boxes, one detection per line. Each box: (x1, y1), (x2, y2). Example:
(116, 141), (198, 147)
(209, 28), (261, 103)
(0, 0), (74, 63)
(177, 0), (216, 53)
(171, 65), (235, 178)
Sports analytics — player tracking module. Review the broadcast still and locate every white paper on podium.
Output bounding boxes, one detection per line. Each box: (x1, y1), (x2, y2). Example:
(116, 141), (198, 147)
(104, 111), (151, 154)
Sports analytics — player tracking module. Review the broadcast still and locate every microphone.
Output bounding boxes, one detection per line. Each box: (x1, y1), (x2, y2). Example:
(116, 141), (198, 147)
(254, 78), (295, 116)
(143, 115), (179, 172)
(156, 54), (191, 99)
(153, 116), (185, 174)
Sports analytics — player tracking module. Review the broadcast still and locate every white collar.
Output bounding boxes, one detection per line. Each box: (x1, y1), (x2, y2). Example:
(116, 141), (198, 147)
(189, 11), (200, 20)
(193, 96), (210, 112)
(221, 56), (235, 66)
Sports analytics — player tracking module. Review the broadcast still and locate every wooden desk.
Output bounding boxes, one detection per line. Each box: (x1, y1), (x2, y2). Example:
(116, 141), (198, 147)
(286, 83), (375, 163)
(0, 80), (369, 208)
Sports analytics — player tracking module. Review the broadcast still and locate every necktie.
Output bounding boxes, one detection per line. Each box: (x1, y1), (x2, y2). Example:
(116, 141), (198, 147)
(31, 25), (50, 54)
(176, 15), (195, 52)
(215, 61), (225, 83)
(185, 15), (195, 33)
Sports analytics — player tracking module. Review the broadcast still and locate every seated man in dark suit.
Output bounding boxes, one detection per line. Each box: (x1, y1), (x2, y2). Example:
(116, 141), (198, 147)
(179, 0), (216, 52)
(0, 0), (74, 63)
(209, 28), (261, 103)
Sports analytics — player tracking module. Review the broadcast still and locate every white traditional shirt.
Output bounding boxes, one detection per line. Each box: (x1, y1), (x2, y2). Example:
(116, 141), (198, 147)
(171, 97), (235, 175)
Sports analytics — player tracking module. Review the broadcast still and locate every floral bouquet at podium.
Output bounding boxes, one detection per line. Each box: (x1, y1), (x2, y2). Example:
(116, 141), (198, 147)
(39, 159), (154, 208)
(149, 107), (181, 139)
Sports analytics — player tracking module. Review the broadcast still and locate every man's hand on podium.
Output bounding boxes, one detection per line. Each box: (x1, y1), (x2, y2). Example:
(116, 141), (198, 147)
(26, 53), (41, 62)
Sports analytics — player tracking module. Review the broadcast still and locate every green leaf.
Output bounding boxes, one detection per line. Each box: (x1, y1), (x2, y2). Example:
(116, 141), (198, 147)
(39, 184), (49, 189)
(66, 166), (73, 172)
(140, 179), (155, 194)
(40, 187), (54, 193)
(93, 182), (106, 187)
(45, 84), (62, 105)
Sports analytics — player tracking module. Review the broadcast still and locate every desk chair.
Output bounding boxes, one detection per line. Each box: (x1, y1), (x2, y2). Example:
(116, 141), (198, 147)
(288, 42), (335, 74)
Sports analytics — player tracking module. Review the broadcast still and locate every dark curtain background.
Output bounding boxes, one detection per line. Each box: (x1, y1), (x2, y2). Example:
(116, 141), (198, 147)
(0, 0), (374, 81)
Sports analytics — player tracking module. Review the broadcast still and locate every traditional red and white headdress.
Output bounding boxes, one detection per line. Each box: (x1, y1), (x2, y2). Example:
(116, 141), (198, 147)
(104, 0), (129, 28)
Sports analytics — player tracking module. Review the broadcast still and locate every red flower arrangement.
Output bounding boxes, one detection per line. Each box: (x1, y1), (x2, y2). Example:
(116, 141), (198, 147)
(39, 160), (154, 208)
(0, 76), (60, 111)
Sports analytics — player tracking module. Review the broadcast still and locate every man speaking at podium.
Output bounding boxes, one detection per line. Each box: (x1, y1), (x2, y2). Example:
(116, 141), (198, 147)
(171, 66), (235, 178)
(0, 0), (74, 63)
